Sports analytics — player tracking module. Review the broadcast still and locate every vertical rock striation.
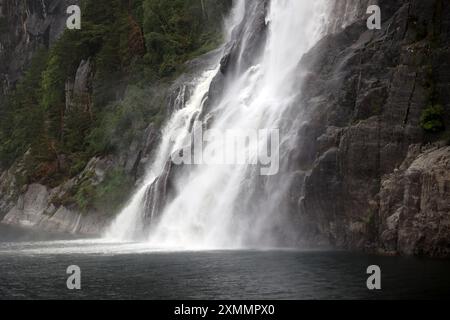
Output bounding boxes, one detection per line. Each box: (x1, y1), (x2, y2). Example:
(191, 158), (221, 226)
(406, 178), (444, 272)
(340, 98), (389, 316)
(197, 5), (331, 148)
(291, 0), (450, 257)
(0, 0), (79, 98)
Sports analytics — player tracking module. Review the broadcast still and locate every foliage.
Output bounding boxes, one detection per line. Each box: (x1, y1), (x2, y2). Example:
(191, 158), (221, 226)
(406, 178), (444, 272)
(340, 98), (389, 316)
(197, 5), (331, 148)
(56, 168), (134, 214)
(0, 0), (231, 212)
(420, 104), (445, 133)
(142, 0), (232, 77)
(88, 84), (166, 156)
(421, 62), (446, 137)
(91, 169), (134, 213)
(0, 49), (48, 168)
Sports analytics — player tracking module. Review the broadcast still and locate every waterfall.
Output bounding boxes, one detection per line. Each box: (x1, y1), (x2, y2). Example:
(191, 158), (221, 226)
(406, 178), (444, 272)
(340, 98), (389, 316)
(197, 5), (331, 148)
(105, 68), (219, 240)
(106, 0), (329, 249)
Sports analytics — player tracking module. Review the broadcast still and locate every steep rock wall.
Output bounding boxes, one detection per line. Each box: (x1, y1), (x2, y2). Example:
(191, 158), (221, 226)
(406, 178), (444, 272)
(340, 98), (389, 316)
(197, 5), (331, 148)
(0, 0), (78, 97)
(293, 0), (450, 257)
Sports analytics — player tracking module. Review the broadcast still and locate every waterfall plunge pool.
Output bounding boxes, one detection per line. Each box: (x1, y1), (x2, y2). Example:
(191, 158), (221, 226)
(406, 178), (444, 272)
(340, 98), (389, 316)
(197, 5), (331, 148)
(1, 224), (450, 300)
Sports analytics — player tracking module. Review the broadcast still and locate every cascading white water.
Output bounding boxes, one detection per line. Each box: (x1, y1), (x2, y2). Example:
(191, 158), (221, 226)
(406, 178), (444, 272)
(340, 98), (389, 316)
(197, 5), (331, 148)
(106, 0), (329, 249)
(105, 68), (219, 240)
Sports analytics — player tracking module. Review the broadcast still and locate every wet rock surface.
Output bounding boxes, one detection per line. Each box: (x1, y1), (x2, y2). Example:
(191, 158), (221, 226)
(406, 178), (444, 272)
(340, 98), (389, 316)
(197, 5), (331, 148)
(1, 158), (114, 235)
(291, 0), (450, 257)
(0, 0), (79, 98)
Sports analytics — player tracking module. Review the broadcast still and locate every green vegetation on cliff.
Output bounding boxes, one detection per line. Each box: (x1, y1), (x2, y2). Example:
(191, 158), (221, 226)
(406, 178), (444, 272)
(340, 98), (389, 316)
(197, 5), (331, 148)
(420, 104), (445, 133)
(0, 0), (231, 198)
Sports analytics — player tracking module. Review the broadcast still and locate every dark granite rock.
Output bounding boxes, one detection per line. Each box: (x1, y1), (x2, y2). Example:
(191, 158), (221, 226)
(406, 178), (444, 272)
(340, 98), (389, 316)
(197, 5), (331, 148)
(289, 0), (450, 256)
(0, 0), (80, 98)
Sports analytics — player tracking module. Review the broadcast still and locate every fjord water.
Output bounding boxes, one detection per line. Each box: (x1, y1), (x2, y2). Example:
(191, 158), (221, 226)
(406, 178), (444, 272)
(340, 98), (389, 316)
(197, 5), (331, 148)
(2, 225), (450, 299)
(107, 0), (329, 248)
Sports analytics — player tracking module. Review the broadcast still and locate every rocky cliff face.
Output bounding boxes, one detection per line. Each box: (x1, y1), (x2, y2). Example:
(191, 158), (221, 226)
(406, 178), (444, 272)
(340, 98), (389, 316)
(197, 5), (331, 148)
(1, 157), (115, 235)
(291, 0), (450, 257)
(0, 0), (79, 97)
(0, 0), (152, 234)
(0, 31), (221, 238)
(0, 0), (81, 229)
